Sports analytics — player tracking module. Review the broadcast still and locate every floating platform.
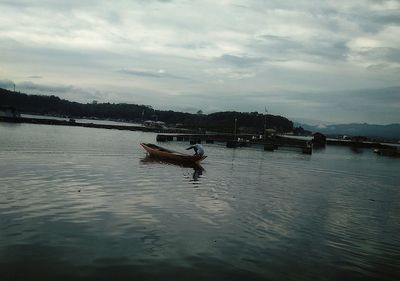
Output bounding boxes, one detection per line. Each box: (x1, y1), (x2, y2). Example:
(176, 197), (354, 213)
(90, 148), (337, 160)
(156, 133), (313, 154)
(154, 133), (398, 156)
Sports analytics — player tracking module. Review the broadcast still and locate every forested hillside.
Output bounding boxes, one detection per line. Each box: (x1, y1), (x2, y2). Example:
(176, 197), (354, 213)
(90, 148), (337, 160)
(0, 88), (293, 133)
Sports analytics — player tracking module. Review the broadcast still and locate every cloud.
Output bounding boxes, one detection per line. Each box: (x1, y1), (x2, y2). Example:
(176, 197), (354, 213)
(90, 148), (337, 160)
(11, 81), (105, 103)
(215, 54), (265, 67)
(0, 79), (14, 90)
(117, 69), (187, 80)
(203, 68), (255, 79)
(367, 63), (400, 72)
(0, 0), (399, 124)
(255, 34), (303, 50)
(165, 86), (400, 124)
(253, 33), (350, 62)
(360, 47), (400, 63)
(349, 7), (400, 32)
(18, 81), (73, 93)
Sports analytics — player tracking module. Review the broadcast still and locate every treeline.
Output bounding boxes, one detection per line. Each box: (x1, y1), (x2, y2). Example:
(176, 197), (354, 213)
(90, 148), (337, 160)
(0, 88), (293, 133)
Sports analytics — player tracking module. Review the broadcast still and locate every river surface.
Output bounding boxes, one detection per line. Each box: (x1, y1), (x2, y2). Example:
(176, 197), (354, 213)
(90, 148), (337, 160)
(0, 123), (399, 281)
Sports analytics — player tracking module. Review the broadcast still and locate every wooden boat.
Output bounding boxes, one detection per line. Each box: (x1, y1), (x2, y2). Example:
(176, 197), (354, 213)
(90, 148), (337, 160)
(140, 143), (207, 163)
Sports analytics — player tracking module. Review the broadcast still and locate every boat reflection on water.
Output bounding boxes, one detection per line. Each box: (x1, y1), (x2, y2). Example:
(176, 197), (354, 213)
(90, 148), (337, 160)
(191, 166), (203, 181)
(140, 156), (205, 182)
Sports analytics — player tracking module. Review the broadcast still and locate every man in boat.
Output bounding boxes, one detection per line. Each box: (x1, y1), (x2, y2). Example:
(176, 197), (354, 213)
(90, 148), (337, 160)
(186, 143), (205, 156)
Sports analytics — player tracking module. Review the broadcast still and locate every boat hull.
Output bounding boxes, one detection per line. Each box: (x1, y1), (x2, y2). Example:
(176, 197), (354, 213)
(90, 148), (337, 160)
(140, 143), (207, 163)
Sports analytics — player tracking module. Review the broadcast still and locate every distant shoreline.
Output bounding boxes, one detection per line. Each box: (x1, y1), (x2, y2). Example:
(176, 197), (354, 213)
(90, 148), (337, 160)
(2, 116), (398, 152)
(0, 116), (194, 134)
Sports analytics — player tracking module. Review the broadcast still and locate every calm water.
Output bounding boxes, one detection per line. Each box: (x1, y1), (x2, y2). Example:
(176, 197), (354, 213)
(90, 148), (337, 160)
(0, 123), (399, 281)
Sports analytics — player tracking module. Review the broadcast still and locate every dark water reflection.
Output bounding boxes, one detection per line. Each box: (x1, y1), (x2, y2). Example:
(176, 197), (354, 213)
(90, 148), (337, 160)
(140, 156), (205, 182)
(1, 123), (400, 281)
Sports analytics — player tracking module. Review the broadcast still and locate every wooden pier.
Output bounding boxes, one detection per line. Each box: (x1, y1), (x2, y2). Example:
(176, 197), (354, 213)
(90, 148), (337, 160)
(155, 133), (396, 155)
(155, 133), (313, 154)
(2, 116), (395, 156)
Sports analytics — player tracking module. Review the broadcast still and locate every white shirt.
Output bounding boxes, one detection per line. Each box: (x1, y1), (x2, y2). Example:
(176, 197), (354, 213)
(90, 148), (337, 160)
(193, 144), (204, 156)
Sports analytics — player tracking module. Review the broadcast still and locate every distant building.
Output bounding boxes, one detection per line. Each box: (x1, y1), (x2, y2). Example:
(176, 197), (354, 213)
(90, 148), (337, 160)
(293, 126), (312, 136)
(312, 132), (326, 147)
(265, 128), (276, 137)
(351, 136), (368, 142)
(143, 120), (167, 129)
(0, 106), (20, 118)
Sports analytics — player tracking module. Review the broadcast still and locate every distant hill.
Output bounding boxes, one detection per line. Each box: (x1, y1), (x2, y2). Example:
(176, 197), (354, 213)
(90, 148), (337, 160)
(297, 122), (400, 140)
(0, 88), (293, 133)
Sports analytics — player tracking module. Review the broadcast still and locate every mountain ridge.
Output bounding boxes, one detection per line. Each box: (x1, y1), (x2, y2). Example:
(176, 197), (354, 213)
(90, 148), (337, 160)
(296, 122), (400, 140)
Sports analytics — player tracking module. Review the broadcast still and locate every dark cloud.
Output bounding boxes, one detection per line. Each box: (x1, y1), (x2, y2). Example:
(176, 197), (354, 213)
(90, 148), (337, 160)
(360, 47), (400, 63)
(354, 10), (400, 32)
(215, 54), (265, 67)
(306, 40), (350, 60)
(371, 10), (400, 26)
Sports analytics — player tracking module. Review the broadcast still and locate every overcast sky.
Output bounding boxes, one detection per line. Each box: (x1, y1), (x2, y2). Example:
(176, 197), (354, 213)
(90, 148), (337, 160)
(0, 0), (399, 124)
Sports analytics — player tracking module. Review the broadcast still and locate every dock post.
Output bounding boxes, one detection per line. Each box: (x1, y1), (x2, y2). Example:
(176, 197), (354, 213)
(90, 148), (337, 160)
(156, 135), (167, 142)
(226, 140), (238, 148)
(302, 142), (313, 154)
(264, 143), (275, 151)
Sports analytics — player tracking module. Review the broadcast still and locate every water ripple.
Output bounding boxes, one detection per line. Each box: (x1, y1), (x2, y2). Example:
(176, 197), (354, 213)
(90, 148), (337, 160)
(1, 124), (400, 280)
